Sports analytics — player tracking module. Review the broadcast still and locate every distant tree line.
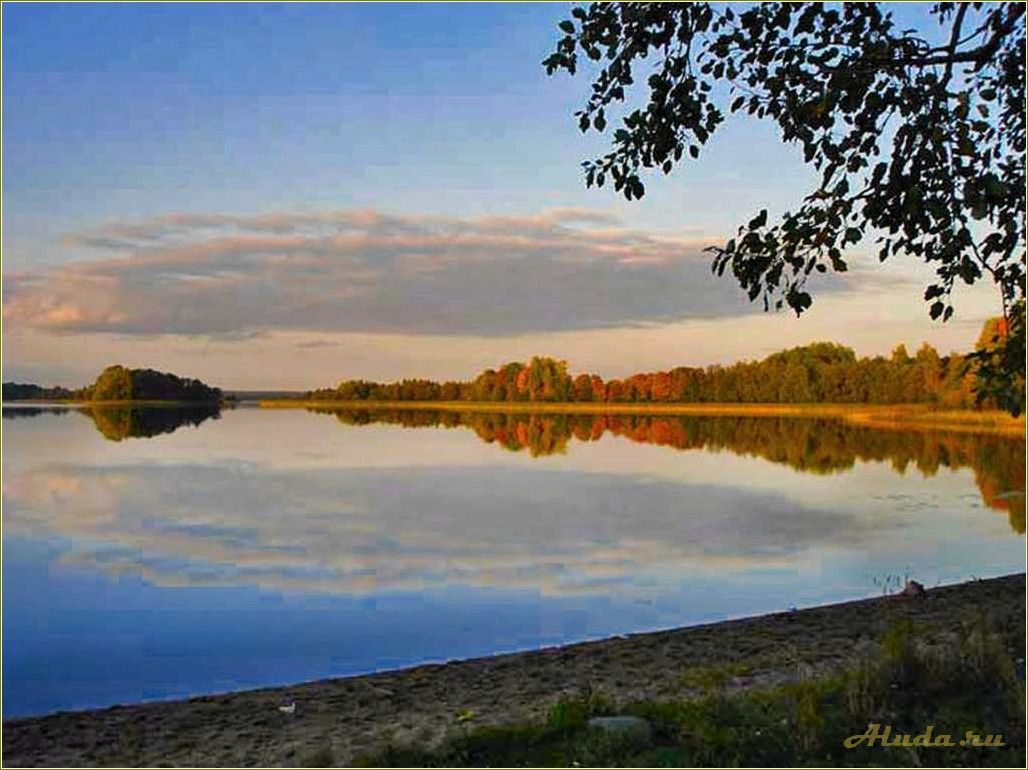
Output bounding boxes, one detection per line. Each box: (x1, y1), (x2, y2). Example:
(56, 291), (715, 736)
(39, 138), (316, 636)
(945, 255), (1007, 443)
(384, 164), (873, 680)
(544, 2), (1026, 415)
(2, 383), (76, 401)
(3, 365), (221, 403)
(308, 328), (1015, 408)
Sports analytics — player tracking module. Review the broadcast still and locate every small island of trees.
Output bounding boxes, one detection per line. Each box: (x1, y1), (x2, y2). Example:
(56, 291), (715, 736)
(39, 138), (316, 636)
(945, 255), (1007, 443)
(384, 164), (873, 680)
(3, 366), (222, 404)
(82, 365), (222, 403)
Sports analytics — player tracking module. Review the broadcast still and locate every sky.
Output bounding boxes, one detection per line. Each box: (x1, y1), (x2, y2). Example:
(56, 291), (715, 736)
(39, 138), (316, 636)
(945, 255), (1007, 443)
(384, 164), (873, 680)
(1, 2), (1002, 390)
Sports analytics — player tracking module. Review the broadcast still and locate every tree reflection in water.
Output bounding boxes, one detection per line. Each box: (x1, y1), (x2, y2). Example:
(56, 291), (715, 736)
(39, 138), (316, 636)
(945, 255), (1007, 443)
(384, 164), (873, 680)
(311, 407), (1026, 534)
(84, 404), (222, 440)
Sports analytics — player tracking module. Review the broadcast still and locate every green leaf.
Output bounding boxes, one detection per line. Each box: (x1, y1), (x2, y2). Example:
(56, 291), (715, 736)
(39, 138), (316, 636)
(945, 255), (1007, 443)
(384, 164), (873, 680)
(544, 0), (1021, 398)
(787, 289), (813, 314)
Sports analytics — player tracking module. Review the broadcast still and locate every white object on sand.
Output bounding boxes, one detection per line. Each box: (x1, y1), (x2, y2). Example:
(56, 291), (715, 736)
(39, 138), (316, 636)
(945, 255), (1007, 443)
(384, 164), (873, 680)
(278, 702), (297, 715)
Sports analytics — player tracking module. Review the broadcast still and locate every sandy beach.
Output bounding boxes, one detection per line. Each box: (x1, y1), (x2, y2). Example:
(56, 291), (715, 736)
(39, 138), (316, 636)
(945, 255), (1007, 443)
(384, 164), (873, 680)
(3, 573), (1024, 767)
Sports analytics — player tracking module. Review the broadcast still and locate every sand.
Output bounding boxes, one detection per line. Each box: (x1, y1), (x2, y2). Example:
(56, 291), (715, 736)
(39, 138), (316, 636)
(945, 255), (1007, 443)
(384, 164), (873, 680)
(3, 573), (1024, 767)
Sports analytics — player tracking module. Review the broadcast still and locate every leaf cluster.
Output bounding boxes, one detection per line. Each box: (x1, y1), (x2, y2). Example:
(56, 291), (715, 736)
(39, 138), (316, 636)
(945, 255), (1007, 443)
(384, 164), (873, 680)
(544, 3), (1025, 405)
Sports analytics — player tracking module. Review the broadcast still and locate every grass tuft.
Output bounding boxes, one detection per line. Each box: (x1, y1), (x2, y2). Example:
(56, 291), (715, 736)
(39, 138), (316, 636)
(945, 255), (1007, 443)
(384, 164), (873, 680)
(353, 615), (1026, 767)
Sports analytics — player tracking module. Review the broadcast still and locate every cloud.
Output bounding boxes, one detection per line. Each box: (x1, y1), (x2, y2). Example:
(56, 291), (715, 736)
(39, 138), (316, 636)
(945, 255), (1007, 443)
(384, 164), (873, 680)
(3, 463), (879, 596)
(3, 208), (875, 337)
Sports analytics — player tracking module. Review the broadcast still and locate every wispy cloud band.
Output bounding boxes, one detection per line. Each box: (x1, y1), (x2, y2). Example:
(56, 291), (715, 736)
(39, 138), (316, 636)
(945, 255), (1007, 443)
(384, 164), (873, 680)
(4, 207), (866, 337)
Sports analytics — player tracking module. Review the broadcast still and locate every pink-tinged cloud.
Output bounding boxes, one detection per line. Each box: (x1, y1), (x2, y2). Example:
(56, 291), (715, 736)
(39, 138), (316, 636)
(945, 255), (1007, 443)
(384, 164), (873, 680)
(6, 208), (878, 337)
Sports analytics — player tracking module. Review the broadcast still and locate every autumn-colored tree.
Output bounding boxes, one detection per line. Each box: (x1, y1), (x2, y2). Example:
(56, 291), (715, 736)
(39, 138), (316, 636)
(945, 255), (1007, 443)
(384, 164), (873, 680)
(545, 2), (1025, 411)
(572, 373), (595, 402)
(650, 371), (673, 402)
(307, 339), (1006, 408)
(87, 365), (135, 401)
(605, 378), (626, 403)
(970, 308), (1026, 414)
(524, 357), (573, 402)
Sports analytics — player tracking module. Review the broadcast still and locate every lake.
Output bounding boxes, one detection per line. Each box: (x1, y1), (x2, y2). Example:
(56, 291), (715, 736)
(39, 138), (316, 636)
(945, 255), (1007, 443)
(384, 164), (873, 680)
(2, 404), (1024, 718)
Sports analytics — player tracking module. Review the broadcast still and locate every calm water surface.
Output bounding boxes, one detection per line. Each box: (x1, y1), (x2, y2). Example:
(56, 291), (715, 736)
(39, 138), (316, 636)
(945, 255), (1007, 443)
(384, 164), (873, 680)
(2, 404), (1024, 717)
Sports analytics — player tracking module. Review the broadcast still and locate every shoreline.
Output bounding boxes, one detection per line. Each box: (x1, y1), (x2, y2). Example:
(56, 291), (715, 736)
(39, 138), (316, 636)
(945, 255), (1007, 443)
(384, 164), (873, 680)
(2, 399), (222, 408)
(4, 573), (1024, 767)
(6, 399), (1023, 437)
(263, 400), (1027, 436)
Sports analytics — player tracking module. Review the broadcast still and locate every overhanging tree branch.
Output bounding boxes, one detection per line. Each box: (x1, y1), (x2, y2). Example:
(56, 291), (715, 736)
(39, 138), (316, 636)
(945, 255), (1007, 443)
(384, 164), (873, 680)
(544, 1), (1026, 413)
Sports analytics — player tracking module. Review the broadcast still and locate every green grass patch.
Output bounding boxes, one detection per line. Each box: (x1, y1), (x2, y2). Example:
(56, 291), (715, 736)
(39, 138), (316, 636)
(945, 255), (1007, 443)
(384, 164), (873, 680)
(351, 616), (1025, 767)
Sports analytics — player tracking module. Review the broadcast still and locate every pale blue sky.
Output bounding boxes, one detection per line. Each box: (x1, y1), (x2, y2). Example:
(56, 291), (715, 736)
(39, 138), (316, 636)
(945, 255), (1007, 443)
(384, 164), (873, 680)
(2, 2), (823, 265)
(2, 2), (995, 388)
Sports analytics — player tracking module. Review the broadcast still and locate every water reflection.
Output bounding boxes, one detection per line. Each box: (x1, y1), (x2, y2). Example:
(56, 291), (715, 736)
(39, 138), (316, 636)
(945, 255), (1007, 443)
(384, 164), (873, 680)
(4, 405), (1024, 716)
(3, 404), (221, 440)
(2, 405), (76, 418)
(311, 408), (1026, 533)
(7, 405), (1022, 599)
(84, 404), (221, 440)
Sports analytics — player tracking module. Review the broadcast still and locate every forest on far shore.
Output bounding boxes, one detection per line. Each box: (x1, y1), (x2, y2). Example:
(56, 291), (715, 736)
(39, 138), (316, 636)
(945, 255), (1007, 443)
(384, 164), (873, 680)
(307, 320), (1016, 409)
(5, 321), (1018, 411)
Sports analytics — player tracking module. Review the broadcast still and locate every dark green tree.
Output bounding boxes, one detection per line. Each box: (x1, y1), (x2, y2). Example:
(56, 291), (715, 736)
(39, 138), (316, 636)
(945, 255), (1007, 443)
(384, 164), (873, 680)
(544, 2), (1025, 412)
(83, 365), (221, 403)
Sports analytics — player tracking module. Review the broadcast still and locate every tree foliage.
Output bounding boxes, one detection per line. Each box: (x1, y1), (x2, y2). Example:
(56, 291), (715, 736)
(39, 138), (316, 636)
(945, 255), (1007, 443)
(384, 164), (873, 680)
(1, 382), (75, 401)
(543, 2), (1025, 410)
(4, 367), (222, 404)
(309, 330), (1009, 408)
(83, 365), (222, 403)
(968, 299), (1026, 414)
